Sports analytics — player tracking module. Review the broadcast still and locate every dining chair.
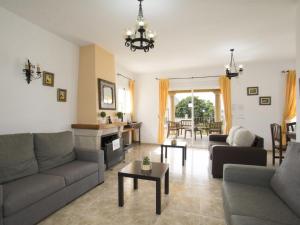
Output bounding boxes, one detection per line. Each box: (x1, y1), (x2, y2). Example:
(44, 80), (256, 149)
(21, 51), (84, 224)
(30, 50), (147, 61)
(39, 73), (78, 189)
(167, 121), (180, 138)
(286, 122), (296, 142)
(270, 123), (287, 165)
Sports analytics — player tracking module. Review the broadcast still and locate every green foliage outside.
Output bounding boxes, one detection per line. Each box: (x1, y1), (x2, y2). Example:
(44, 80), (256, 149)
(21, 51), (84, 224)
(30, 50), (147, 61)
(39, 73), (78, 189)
(175, 96), (214, 119)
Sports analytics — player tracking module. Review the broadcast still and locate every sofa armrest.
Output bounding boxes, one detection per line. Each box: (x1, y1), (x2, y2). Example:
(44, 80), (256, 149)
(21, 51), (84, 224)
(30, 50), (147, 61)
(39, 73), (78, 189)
(75, 148), (105, 183)
(209, 134), (228, 142)
(211, 146), (267, 178)
(0, 185), (3, 225)
(223, 164), (275, 187)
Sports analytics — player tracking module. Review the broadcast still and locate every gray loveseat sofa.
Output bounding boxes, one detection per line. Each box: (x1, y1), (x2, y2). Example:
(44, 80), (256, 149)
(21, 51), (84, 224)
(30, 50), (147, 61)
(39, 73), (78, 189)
(0, 131), (105, 225)
(222, 142), (300, 225)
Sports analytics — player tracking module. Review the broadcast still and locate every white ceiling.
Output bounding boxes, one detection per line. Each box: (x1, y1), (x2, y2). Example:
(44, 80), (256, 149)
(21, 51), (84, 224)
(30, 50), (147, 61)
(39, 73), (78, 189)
(0, 0), (297, 75)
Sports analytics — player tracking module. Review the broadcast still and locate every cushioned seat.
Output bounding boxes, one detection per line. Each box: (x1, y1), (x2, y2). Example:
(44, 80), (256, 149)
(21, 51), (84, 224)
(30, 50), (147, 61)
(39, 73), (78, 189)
(3, 174), (65, 217)
(231, 215), (285, 225)
(223, 182), (300, 225)
(42, 160), (98, 185)
(208, 141), (229, 158)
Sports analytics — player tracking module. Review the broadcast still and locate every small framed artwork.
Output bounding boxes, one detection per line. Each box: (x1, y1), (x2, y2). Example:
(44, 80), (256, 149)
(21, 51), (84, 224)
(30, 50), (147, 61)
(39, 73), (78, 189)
(259, 96), (271, 105)
(247, 87), (259, 96)
(98, 79), (116, 110)
(42, 71), (55, 87)
(57, 88), (67, 102)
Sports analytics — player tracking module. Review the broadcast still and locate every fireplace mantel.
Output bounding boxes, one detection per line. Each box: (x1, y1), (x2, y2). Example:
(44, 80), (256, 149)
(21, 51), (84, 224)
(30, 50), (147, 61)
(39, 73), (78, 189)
(71, 122), (127, 130)
(72, 123), (126, 151)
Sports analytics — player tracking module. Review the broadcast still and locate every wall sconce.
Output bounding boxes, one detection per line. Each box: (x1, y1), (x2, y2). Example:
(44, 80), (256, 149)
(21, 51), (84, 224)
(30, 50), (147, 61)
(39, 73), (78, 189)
(22, 59), (42, 84)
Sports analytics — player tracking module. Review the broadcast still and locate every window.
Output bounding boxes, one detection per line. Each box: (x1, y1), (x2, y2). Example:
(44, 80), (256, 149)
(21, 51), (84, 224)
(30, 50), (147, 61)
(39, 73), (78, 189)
(117, 88), (131, 113)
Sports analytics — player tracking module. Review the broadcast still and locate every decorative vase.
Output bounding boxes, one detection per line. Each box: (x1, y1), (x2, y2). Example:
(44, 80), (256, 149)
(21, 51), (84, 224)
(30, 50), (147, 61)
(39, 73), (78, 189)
(100, 117), (106, 124)
(141, 163), (152, 171)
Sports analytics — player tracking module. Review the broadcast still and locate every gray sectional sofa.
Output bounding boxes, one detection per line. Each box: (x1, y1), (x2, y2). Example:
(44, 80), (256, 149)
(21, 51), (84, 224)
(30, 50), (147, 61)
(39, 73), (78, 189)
(222, 142), (300, 225)
(0, 131), (105, 225)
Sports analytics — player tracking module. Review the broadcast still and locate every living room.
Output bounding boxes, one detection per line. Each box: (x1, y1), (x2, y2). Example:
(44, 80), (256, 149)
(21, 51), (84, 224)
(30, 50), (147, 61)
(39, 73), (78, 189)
(0, 1), (300, 225)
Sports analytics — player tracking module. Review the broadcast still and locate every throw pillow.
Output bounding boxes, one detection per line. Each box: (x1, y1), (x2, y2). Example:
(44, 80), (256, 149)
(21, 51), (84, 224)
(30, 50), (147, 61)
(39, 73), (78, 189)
(34, 131), (75, 171)
(232, 128), (255, 146)
(226, 126), (242, 145)
(271, 142), (300, 217)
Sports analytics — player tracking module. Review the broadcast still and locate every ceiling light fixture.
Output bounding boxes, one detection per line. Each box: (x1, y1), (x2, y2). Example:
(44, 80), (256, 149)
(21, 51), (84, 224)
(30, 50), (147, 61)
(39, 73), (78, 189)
(124, 0), (156, 52)
(225, 49), (244, 79)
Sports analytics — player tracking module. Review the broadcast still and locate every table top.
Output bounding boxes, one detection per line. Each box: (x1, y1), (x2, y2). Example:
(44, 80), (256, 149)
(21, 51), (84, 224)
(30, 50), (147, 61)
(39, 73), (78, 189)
(118, 161), (169, 179)
(162, 140), (187, 147)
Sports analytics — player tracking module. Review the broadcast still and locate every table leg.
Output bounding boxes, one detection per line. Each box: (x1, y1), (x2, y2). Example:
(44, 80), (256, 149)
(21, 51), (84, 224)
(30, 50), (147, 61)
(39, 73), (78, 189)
(134, 178), (138, 190)
(182, 147), (185, 166)
(161, 145), (163, 162)
(165, 146), (167, 158)
(118, 174), (124, 207)
(165, 168), (169, 194)
(156, 179), (161, 215)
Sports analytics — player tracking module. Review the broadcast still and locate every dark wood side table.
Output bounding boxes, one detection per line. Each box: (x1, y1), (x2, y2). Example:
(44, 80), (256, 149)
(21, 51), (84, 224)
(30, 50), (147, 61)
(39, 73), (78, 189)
(118, 161), (169, 215)
(161, 140), (187, 166)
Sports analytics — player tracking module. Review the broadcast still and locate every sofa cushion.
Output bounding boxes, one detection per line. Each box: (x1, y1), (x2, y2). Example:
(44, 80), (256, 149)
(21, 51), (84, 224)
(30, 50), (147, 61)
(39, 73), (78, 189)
(223, 182), (300, 225)
(231, 215), (286, 225)
(226, 126), (241, 145)
(271, 142), (300, 217)
(42, 160), (98, 185)
(232, 128), (255, 147)
(34, 131), (75, 171)
(0, 133), (38, 184)
(3, 173), (65, 216)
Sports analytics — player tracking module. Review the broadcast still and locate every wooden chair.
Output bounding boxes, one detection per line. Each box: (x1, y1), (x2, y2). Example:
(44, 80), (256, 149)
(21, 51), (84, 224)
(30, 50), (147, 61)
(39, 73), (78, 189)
(270, 123), (287, 165)
(286, 122), (296, 142)
(167, 121), (180, 138)
(208, 122), (223, 134)
(180, 120), (191, 136)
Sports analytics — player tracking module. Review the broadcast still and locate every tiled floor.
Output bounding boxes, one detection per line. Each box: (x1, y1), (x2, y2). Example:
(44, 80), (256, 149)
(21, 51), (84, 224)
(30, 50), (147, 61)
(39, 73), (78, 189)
(38, 138), (227, 225)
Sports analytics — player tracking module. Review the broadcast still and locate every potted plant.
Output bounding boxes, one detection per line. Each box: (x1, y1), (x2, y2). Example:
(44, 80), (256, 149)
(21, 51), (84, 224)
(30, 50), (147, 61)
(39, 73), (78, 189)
(99, 111), (106, 124)
(116, 112), (123, 122)
(141, 156), (151, 171)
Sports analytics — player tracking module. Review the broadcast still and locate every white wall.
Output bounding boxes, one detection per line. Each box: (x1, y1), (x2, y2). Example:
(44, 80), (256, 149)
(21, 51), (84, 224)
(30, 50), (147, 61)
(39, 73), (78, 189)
(136, 60), (295, 149)
(296, 1), (300, 141)
(0, 7), (79, 134)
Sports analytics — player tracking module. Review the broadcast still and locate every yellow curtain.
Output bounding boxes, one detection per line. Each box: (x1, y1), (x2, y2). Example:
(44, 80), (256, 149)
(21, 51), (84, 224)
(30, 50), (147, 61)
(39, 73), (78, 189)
(129, 80), (135, 121)
(219, 76), (232, 134)
(282, 70), (296, 144)
(158, 79), (169, 144)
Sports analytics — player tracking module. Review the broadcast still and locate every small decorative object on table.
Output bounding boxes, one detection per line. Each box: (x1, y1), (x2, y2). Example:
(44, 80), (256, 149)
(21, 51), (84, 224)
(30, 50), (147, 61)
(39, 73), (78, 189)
(141, 156), (152, 171)
(171, 138), (177, 146)
(116, 112), (123, 122)
(107, 116), (112, 124)
(99, 111), (107, 124)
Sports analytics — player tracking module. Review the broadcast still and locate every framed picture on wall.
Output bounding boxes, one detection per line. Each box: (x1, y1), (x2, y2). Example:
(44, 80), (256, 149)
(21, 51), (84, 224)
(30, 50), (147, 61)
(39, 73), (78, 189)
(42, 71), (55, 87)
(247, 87), (259, 96)
(259, 96), (271, 105)
(98, 79), (116, 110)
(57, 88), (67, 102)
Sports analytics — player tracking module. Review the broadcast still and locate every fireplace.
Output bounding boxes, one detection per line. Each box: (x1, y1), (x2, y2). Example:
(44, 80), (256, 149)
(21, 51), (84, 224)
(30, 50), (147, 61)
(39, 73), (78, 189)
(101, 132), (124, 169)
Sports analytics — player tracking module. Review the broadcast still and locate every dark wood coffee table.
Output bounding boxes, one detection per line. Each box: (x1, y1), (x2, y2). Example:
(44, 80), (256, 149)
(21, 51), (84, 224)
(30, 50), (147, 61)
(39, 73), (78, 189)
(118, 161), (169, 215)
(161, 140), (187, 166)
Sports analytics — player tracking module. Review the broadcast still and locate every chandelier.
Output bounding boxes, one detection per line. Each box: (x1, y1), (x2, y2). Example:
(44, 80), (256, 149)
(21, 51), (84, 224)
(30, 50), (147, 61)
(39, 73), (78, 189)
(225, 49), (244, 79)
(124, 0), (156, 52)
